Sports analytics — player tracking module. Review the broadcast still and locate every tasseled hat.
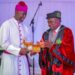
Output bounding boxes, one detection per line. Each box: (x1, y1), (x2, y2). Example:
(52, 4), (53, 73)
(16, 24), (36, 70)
(15, 1), (28, 13)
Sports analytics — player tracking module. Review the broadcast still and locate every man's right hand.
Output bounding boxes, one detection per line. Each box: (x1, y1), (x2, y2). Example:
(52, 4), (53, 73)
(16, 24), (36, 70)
(19, 48), (27, 55)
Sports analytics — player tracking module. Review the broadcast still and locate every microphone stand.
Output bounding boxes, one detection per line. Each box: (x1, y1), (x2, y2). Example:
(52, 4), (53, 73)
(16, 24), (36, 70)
(30, 2), (42, 42)
(29, 2), (42, 75)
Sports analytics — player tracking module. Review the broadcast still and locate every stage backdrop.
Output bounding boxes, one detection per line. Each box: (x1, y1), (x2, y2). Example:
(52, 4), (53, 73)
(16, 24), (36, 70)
(0, 0), (75, 74)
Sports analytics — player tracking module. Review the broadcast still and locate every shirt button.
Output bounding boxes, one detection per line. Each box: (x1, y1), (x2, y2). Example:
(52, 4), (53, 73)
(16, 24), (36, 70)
(18, 73), (21, 75)
(18, 64), (21, 66)
(18, 68), (21, 70)
(19, 34), (22, 36)
(19, 30), (21, 32)
(20, 38), (22, 41)
(18, 59), (21, 63)
(18, 25), (21, 27)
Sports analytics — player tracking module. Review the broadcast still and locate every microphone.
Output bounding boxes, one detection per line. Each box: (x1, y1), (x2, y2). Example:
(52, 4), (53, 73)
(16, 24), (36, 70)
(39, 1), (42, 6)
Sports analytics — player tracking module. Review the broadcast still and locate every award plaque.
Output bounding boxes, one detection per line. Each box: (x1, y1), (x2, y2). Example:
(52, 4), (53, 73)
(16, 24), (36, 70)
(23, 40), (44, 52)
(33, 44), (40, 52)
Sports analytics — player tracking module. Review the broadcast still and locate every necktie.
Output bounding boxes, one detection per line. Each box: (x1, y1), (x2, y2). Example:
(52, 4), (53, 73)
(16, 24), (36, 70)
(53, 30), (56, 37)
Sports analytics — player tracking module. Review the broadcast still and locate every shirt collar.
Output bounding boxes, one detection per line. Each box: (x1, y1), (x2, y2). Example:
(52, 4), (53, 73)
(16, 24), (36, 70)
(55, 25), (61, 33)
